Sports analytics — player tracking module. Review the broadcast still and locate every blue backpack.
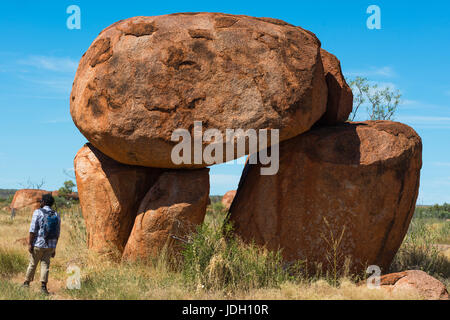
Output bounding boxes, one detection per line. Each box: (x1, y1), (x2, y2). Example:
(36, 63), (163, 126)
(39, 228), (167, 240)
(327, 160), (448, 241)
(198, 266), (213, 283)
(41, 209), (59, 241)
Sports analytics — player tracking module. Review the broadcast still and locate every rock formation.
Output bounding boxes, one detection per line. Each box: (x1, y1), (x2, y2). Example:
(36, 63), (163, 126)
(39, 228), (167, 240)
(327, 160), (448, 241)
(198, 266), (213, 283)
(10, 189), (51, 212)
(228, 121), (422, 273)
(70, 12), (328, 168)
(318, 48), (353, 125)
(221, 190), (236, 210)
(122, 169), (210, 261)
(74, 143), (163, 255)
(380, 270), (449, 300)
(69, 13), (422, 273)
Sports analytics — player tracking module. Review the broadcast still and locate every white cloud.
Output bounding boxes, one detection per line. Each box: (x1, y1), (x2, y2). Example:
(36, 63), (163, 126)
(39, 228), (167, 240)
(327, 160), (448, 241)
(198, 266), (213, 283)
(34, 78), (73, 92)
(18, 56), (78, 73)
(432, 162), (450, 167)
(345, 66), (396, 78)
(368, 81), (398, 92)
(397, 100), (450, 113)
(400, 115), (450, 122)
(372, 66), (395, 77)
(401, 99), (419, 106)
(397, 115), (450, 129)
(17, 75), (73, 94)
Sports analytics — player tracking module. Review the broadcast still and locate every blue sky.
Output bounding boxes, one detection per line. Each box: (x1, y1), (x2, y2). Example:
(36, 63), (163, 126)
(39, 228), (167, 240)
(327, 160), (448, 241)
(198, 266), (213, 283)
(0, 1), (449, 203)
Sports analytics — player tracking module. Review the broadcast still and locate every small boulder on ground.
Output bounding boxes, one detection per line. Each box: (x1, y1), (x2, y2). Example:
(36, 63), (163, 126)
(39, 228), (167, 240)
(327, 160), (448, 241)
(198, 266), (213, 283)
(74, 143), (163, 256)
(380, 270), (449, 300)
(122, 169), (210, 261)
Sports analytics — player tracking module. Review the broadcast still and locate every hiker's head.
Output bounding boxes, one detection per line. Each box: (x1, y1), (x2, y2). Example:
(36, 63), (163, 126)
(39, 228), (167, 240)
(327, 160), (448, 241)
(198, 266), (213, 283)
(40, 194), (55, 208)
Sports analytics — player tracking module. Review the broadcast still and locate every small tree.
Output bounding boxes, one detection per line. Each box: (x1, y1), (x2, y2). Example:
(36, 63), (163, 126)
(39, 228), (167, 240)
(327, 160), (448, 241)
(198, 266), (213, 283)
(20, 178), (45, 190)
(348, 76), (401, 121)
(58, 180), (76, 198)
(348, 77), (369, 121)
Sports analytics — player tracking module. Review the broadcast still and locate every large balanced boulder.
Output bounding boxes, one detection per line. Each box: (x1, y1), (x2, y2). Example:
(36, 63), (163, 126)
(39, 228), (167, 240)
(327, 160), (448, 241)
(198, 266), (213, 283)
(74, 143), (162, 256)
(10, 189), (51, 212)
(229, 121), (422, 274)
(70, 12), (328, 168)
(380, 270), (449, 300)
(122, 169), (210, 261)
(318, 48), (353, 124)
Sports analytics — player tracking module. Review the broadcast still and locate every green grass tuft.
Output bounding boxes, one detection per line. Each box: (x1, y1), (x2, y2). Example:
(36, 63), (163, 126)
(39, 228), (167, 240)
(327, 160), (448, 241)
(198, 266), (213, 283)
(0, 279), (50, 300)
(390, 218), (450, 280)
(0, 248), (28, 277)
(182, 212), (298, 292)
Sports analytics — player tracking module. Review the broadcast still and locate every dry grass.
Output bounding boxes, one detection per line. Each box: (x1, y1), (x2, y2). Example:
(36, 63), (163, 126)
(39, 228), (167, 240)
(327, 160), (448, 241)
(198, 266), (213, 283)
(0, 204), (448, 300)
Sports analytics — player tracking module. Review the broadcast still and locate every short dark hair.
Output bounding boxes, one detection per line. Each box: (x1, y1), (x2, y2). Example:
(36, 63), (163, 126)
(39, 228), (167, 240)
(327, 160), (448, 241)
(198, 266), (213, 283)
(41, 194), (55, 207)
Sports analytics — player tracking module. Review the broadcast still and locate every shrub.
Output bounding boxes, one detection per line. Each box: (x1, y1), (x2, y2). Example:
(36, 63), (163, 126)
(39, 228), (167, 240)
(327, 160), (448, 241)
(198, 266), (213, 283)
(348, 76), (401, 121)
(390, 219), (450, 279)
(206, 201), (226, 216)
(58, 180), (76, 198)
(182, 218), (295, 292)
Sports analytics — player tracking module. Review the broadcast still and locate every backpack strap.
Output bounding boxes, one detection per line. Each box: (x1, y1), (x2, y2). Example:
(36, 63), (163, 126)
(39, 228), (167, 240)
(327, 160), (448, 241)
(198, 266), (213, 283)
(40, 207), (55, 216)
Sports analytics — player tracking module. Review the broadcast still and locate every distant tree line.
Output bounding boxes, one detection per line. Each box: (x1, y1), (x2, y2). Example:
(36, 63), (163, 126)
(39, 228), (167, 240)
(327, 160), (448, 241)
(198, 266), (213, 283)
(414, 204), (450, 219)
(0, 189), (17, 200)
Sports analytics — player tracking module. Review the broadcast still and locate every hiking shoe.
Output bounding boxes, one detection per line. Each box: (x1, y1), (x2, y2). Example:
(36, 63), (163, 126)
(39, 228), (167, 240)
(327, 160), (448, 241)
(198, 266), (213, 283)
(21, 281), (30, 288)
(40, 286), (49, 295)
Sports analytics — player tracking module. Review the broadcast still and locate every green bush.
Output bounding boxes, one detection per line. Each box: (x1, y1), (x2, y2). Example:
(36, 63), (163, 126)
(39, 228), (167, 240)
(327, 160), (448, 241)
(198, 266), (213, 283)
(182, 219), (295, 292)
(348, 76), (401, 121)
(390, 219), (450, 279)
(206, 201), (226, 216)
(58, 180), (76, 197)
(54, 196), (79, 210)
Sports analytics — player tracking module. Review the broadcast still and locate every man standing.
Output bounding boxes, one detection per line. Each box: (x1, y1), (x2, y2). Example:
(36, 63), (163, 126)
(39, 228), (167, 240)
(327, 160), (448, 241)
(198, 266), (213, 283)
(22, 194), (61, 295)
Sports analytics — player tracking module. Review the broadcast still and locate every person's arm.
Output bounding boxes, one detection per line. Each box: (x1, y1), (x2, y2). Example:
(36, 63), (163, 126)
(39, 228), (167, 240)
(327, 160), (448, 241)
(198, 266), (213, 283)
(28, 210), (39, 253)
(28, 232), (35, 254)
